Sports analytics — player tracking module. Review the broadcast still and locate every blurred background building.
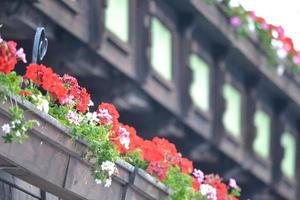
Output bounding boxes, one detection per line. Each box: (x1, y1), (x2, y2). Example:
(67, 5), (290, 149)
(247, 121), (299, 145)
(0, 0), (299, 199)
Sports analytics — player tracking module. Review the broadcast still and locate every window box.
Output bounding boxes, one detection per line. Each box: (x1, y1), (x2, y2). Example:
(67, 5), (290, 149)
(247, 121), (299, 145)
(0, 91), (171, 200)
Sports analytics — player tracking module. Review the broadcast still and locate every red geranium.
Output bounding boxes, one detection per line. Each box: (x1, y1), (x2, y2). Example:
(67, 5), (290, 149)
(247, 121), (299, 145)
(192, 177), (200, 191)
(75, 88), (90, 113)
(179, 157), (193, 174)
(146, 162), (169, 181)
(152, 137), (180, 166)
(205, 174), (228, 200)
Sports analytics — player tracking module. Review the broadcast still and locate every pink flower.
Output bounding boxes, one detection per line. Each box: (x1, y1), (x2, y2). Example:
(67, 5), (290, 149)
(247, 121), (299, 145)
(230, 16), (241, 27)
(261, 22), (269, 30)
(61, 95), (74, 105)
(229, 178), (239, 190)
(97, 108), (113, 125)
(66, 110), (81, 125)
(118, 126), (130, 149)
(294, 52), (300, 65)
(16, 48), (27, 63)
(193, 169), (204, 183)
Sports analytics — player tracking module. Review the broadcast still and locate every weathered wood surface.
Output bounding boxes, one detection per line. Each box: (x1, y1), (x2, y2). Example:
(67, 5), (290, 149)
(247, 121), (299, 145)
(0, 96), (171, 200)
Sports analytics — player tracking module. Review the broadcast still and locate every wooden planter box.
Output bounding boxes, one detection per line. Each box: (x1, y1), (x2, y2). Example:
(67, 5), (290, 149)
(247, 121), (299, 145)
(0, 94), (171, 200)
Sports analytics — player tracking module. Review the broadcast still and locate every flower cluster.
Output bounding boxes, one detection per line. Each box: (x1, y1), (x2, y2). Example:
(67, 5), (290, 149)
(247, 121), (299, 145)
(0, 39), (26, 74)
(191, 172), (240, 200)
(216, 0), (300, 76)
(95, 161), (118, 187)
(0, 36), (244, 199)
(24, 64), (91, 112)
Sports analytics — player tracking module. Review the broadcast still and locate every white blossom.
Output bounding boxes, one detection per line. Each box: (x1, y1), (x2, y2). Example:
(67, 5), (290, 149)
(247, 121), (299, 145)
(200, 184), (217, 200)
(95, 179), (102, 184)
(88, 100), (94, 107)
(2, 124), (11, 134)
(86, 112), (99, 124)
(15, 131), (21, 137)
(104, 178), (112, 187)
(101, 161), (118, 177)
(33, 95), (49, 113)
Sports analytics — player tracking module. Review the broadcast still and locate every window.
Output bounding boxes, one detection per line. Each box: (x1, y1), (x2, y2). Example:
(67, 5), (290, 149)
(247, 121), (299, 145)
(253, 110), (271, 158)
(189, 54), (210, 112)
(150, 17), (172, 81)
(105, 0), (129, 42)
(281, 132), (296, 178)
(222, 84), (242, 137)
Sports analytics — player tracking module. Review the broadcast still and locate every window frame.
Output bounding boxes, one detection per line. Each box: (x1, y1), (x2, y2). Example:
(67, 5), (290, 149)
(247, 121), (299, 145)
(147, 0), (177, 91)
(280, 124), (298, 186)
(188, 41), (213, 120)
(103, 0), (135, 55)
(222, 73), (244, 144)
(252, 101), (273, 165)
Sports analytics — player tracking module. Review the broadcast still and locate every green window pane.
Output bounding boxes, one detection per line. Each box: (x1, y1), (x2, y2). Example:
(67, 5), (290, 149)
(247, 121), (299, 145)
(222, 84), (241, 137)
(105, 0), (129, 42)
(253, 110), (271, 158)
(151, 17), (172, 81)
(189, 54), (210, 111)
(281, 132), (296, 178)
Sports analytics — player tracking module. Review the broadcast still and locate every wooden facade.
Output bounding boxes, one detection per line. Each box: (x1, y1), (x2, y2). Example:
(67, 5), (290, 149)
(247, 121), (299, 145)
(0, 0), (300, 199)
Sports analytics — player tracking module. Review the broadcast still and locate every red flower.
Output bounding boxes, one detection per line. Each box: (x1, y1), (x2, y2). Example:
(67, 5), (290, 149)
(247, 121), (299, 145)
(281, 37), (295, 53)
(146, 162), (168, 181)
(205, 174), (229, 200)
(192, 177), (200, 191)
(24, 64), (48, 85)
(180, 158), (193, 174)
(152, 137), (180, 166)
(19, 90), (32, 97)
(140, 140), (165, 163)
(0, 41), (17, 74)
(75, 88), (90, 113)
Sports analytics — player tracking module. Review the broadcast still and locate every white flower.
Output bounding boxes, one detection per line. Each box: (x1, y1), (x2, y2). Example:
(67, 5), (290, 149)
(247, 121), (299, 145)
(15, 131), (21, 137)
(200, 184), (217, 200)
(34, 95), (49, 113)
(86, 112), (99, 124)
(95, 179), (102, 184)
(101, 161), (118, 177)
(104, 178), (112, 187)
(2, 124), (11, 134)
(88, 100), (94, 107)
(228, 0), (240, 7)
(21, 126), (27, 131)
(277, 49), (287, 59)
(0, 38), (3, 43)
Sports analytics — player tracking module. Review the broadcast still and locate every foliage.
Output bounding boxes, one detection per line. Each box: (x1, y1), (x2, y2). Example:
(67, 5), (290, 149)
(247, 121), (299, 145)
(163, 167), (208, 200)
(211, 0), (300, 76)
(123, 150), (149, 170)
